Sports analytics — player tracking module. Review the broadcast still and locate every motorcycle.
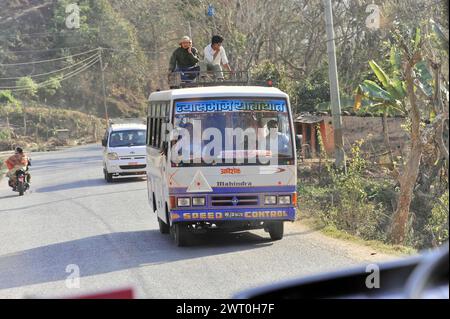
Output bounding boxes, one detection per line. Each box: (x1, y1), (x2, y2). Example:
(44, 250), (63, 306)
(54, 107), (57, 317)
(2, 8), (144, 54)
(9, 159), (31, 196)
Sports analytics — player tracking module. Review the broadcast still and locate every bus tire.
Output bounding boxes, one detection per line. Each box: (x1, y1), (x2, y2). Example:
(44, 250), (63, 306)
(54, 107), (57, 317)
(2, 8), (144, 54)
(172, 223), (189, 247)
(158, 217), (170, 234)
(268, 221), (284, 241)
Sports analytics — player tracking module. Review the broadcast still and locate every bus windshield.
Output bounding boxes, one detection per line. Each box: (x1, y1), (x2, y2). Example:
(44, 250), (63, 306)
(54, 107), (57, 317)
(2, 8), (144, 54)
(172, 98), (294, 166)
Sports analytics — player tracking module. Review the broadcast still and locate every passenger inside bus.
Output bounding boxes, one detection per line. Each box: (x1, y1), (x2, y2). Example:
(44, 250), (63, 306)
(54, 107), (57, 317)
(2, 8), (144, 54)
(176, 121), (203, 160)
(265, 119), (292, 156)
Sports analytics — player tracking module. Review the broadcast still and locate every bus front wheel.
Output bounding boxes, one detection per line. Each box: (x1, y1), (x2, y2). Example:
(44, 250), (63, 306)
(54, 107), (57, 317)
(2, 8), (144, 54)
(158, 217), (170, 234)
(268, 221), (284, 241)
(171, 223), (189, 247)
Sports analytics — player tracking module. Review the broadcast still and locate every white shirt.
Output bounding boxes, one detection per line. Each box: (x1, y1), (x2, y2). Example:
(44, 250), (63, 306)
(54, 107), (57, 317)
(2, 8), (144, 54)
(204, 44), (229, 65)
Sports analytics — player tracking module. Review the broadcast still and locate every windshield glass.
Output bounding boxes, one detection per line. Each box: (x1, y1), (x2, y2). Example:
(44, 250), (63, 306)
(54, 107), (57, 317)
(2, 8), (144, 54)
(172, 98), (294, 166)
(109, 130), (146, 147)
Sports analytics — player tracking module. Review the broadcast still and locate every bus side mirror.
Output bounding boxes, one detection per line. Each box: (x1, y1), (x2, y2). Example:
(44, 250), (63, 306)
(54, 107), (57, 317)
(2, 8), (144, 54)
(102, 139), (107, 147)
(161, 141), (169, 156)
(169, 127), (182, 143)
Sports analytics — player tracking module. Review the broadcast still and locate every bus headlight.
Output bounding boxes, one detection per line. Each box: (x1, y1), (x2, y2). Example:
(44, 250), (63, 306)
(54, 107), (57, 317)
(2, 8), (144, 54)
(278, 195), (291, 205)
(264, 195), (277, 205)
(192, 197), (206, 206)
(177, 197), (191, 207)
(107, 152), (119, 160)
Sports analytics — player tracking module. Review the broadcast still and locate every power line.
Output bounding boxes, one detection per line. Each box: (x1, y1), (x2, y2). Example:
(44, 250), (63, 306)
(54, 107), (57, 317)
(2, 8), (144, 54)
(2, 46), (92, 54)
(101, 47), (168, 54)
(0, 55), (101, 91)
(0, 48), (99, 67)
(0, 52), (100, 80)
(0, 30), (88, 39)
(7, 57), (100, 92)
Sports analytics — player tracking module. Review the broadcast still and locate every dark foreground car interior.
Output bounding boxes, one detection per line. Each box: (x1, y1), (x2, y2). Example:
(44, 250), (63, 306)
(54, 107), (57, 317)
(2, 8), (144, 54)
(236, 243), (449, 299)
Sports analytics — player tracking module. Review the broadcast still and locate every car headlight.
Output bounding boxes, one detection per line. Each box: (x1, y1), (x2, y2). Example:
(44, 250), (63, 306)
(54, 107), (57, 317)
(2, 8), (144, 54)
(264, 195), (277, 205)
(278, 195), (291, 205)
(177, 197), (191, 207)
(107, 152), (119, 160)
(192, 197), (206, 206)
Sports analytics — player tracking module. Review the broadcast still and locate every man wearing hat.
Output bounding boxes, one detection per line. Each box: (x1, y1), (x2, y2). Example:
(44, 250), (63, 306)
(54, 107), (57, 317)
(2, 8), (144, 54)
(169, 36), (200, 82)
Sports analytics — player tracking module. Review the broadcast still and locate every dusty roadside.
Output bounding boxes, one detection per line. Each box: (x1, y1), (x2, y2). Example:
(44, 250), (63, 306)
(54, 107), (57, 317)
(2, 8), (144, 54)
(291, 218), (416, 263)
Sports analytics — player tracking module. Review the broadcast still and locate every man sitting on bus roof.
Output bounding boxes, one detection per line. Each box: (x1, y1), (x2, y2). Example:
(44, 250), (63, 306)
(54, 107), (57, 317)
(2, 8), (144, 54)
(169, 36), (200, 82)
(201, 35), (232, 80)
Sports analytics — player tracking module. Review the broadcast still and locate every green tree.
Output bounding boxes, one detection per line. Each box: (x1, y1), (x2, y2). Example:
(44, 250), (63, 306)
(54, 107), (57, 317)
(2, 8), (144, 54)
(0, 90), (21, 140)
(355, 21), (449, 245)
(15, 77), (38, 136)
(38, 76), (63, 102)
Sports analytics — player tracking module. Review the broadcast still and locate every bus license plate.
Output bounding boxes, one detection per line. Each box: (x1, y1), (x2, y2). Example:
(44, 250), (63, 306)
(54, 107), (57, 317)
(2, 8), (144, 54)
(128, 162), (139, 166)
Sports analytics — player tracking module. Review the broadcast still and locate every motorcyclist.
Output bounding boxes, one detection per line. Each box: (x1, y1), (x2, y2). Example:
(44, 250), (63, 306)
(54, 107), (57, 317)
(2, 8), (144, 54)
(5, 147), (30, 190)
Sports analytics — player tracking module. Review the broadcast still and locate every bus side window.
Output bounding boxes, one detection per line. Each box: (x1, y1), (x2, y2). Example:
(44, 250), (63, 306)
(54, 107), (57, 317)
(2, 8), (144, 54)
(148, 101), (170, 150)
(146, 116), (151, 146)
(154, 103), (160, 148)
(158, 103), (168, 149)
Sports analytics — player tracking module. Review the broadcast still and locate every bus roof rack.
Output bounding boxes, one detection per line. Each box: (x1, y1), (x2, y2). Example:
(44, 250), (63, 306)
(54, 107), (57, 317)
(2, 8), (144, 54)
(108, 118), (146, 127)
(168, 70), (272, 89)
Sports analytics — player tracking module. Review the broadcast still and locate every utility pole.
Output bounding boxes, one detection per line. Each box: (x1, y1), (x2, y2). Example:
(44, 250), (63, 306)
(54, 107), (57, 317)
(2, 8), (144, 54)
(98, 47), (109, 123)
(323, 0), (346, 170)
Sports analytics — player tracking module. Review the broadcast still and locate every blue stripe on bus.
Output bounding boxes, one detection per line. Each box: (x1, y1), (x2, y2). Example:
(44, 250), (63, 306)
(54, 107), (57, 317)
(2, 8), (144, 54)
(170, 207), (296, 222)
(169, 186), (296, 194)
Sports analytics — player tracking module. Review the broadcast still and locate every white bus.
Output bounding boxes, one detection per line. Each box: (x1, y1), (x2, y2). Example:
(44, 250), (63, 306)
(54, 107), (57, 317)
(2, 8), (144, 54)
(146, 86), (297, 246)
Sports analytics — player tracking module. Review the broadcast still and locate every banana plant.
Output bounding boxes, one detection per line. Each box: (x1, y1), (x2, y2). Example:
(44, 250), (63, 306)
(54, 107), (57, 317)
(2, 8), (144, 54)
(354, 57), (407, 117)
(354, 29), (438, 167)
(355, 25), (438, 118)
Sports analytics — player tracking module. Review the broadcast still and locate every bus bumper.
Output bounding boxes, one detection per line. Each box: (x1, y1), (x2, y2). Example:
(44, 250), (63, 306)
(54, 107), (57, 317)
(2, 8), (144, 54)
(170, 207), (296, 223)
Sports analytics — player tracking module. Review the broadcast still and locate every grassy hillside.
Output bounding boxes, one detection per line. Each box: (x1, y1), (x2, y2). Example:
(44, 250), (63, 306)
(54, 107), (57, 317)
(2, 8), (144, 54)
(0, 105), (106, 152)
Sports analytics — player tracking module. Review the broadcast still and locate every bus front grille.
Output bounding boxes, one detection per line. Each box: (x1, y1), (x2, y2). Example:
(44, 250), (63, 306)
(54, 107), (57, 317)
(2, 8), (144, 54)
(211, 195), (259, 207)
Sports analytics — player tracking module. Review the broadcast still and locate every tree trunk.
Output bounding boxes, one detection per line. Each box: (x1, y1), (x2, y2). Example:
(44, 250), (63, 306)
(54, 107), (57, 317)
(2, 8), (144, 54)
(23, 105), (27, 136)
(389, 141), (422, 244)
(6, 111), (11, 140)
(382, 111), (396, 173)
(389, 60), (423, 245)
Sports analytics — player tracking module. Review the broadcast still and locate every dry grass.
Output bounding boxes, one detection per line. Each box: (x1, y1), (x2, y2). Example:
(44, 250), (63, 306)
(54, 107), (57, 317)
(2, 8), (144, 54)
(297, 214), (416, 256)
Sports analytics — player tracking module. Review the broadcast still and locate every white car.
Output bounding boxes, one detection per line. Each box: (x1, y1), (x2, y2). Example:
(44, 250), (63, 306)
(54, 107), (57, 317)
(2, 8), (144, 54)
(102, 120), (147, 183)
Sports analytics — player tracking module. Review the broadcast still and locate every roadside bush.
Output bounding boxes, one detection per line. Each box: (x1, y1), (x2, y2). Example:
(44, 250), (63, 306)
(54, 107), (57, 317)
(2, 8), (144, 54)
(0, 157), (7, 182)
(425, 191), (449, 247)
(298, 140), (390, 242)
(0, 129), (11, 141)
(328, 142), (388, 240)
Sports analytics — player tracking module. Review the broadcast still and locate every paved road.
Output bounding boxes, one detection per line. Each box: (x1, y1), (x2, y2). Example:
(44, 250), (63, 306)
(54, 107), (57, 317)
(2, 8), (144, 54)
(0, 145), (396, 298)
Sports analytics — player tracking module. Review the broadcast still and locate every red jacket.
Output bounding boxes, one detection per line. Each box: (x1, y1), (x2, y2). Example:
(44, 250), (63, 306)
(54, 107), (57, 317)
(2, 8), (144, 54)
(5, 153), (28, 170)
